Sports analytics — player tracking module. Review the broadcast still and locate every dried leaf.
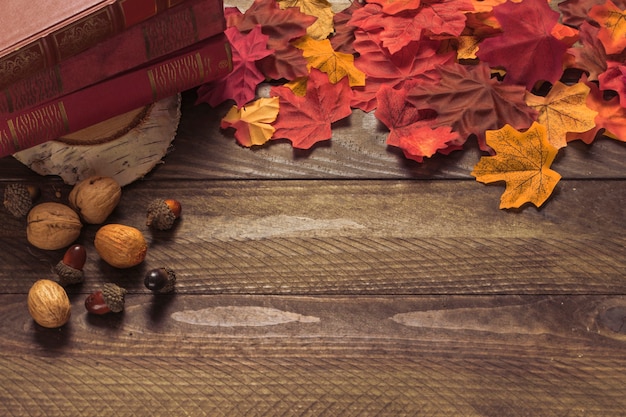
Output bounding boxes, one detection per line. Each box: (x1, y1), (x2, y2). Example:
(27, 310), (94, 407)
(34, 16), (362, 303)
(235, 0), (317, 80)
(564, 21), (608, 81)
(567, 81), (626, 143)
(525, 82), (598, 149)
(375, 84), (462, 162)
(293, 36), (365, 86)
(220, 97), (280, 147)
(471, 122), (562, 209)
(279, 0), (335, 40)
(476, 0), (569, 89)
(196, 26), (273, 108)
(368, 0), (422, 15)
(589, 0), (626, 54)
(598, 61), (626, 104)
(406, 62), (537, 151)
(330, 1), (362, 54)
(270, 69), (352, 149)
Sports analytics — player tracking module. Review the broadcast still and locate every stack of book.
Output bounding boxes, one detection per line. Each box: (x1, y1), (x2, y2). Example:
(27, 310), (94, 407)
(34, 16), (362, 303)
(0, 0), (232, 158)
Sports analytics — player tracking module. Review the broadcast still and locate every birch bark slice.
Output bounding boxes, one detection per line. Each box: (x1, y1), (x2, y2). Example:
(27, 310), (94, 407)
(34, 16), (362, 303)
(13, 94), (181, 187)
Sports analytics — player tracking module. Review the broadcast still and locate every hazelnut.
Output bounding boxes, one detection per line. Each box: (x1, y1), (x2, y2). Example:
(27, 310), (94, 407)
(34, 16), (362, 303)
(27, 279), (71, 328)
(68, 176), (121, 224)
(94, 224), (147, 268)
(27, 202), (82, 250)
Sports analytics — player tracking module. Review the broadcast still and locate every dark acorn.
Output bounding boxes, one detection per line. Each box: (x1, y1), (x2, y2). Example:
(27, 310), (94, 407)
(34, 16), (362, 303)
(144, 267), (176, 293)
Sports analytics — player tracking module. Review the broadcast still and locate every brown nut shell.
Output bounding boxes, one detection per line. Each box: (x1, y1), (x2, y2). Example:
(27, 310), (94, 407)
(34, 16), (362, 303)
(27, 279), (71, 328)
(94, 224), (147, 268)
(69, 176), (121, 224)
(27, 202), (82, 250)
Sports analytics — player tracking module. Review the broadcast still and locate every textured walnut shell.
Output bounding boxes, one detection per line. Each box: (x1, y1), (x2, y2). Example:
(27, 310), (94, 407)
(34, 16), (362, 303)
(27, 202), (82, 250)
(69, 176), (121, 224)
(94, 224), (147, 268)
(27, 279), (71, 328)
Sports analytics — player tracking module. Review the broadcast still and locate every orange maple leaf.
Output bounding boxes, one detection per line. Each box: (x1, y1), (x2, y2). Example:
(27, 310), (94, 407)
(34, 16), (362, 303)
(293, 36), (366, 86)
(589, 0), (626, 55)
(525, 82), (598, 149)
(471, 122), (562, 209)
(220, 97), (280, 147)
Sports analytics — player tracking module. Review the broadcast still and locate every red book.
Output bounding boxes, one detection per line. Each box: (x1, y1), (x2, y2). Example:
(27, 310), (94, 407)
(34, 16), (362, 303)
(0, 0), (189, 89)
(0, 0), (225, 115)
(0, 33), (232, 158)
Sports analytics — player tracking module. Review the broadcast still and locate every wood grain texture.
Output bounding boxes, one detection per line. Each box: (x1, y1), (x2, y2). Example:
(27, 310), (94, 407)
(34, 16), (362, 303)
(1, 294), (626, 416)
(0, 180), (623, 295)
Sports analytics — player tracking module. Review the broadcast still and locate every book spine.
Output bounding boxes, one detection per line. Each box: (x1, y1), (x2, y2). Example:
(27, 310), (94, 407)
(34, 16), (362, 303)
(0, 0), (225, 115)
(0, 33), (232, 158)
(0, 0), (189, 90)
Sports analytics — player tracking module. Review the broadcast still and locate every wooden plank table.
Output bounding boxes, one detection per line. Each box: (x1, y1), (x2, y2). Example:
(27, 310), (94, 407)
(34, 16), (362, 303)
(1, 88), (625, 416)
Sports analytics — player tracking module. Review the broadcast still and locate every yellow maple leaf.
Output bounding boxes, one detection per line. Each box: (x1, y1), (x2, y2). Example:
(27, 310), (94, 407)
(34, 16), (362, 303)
(279, 0), (334, 40)
(471, 122), (562, 209)
(293, 36), (366, 87)
(221, 97), (280, 147)
(525, 82), (598, 149)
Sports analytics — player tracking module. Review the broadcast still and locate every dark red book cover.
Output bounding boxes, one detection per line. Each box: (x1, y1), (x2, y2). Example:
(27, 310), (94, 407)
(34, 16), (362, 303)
(0, 33), (232, 158)
(0, 0), (225, 115)
(0, 0), (189, 89)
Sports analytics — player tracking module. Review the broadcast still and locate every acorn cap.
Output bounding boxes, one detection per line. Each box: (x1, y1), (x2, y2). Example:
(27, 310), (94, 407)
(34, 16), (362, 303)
(3, 183), (38, 218)
(146, 199), (176, 230)
(54, 261), (85, 286)
(158, 267), (176, 294)
(102, 283), (127, 313)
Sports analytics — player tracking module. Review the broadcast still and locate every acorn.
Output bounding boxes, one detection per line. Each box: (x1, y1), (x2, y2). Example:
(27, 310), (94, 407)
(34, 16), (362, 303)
(3, 183), (39, 217)
(84, 283), (127, 314)
(144, 267), (176, 293)
(54, 244), (87, 286)
(146, 198), (181, 230)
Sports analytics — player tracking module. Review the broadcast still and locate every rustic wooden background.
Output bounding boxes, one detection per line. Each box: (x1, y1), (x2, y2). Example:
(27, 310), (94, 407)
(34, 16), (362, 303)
(1, 81), (625, 416)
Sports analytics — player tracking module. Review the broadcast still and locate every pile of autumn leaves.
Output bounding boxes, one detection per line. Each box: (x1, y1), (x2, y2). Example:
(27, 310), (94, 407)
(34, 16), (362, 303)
(196, 0), (626, 209)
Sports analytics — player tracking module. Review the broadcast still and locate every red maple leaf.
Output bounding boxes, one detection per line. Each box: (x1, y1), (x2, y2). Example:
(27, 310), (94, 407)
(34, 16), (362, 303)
(195, 26), (274, 108)
(375, 84), (463, 162)
(406, 62), (537, 151)
(568, 80), (626, 143)
(378, 0), (474, 55)
(476, 0), (570, 89)
(330, 1), (363, 55)
(270, 69), (353, 149)
(564, 21), (608, 81)
(599, 61), (626, 104)
(233, 0), (317, 80)
(351, 30), (455, 112)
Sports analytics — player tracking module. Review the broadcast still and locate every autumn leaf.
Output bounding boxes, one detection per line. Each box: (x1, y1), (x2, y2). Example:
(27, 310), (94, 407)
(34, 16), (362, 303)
(471, 122), (562, 209)
(351, 30), (455, 112)
(234, 0), (317, 80)
(598, 61), (626, 104)
(375, 84), (463, 162)
(270, 69), (352, 149)
(293, 36), (365, 86)
(567, 81), (626, 143)
(330, 0), (362, 54)
(368, 0), (421, 15)
(196, 25), (273, 108)
(564, 21), (608, 81)
(525, 82), (598, 149)
(406, 62), (537, 151)
(221, 97), (280, 147)
(279, 0), (334, 40)
(378, 0), (474, 55)
(589, 0), (626, 54)
(476, 0), (569, 89)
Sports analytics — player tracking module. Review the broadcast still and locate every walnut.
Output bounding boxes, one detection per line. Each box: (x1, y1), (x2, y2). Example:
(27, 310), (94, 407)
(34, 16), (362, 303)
(68, 176), (121, 224)
(27, 279), (71, 328)
(27, 202), (82, 250)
